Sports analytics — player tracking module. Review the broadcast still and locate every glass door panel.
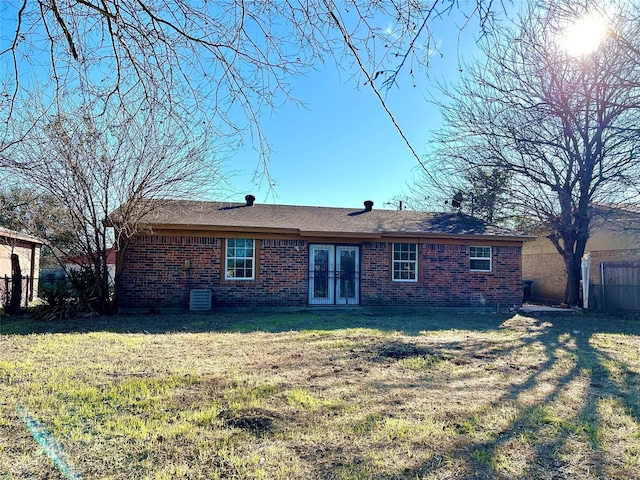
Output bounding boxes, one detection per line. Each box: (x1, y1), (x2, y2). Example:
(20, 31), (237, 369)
(309, 244), (334, 305)
(308, 244), (359, 305)
(336, 246), (359, 305)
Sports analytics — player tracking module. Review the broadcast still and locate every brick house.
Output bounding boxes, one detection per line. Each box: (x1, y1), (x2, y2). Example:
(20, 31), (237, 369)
(114, 197), (528, 310)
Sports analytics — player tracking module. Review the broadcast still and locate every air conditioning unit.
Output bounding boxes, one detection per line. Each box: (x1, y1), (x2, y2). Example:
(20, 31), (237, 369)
(189, 289), (212, 311)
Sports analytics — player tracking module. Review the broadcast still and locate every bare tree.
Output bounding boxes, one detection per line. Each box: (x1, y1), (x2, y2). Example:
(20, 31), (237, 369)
(406, 166), (512, 223)
(2, 97), (224, 313)
(1, 187), (75, 249)
(1, 1), (500, 175)
(417, 0), (640, 305)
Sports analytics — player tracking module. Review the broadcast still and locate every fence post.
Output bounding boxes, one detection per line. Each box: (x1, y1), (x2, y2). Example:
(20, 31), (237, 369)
(8, 253), (22, 314)
(600, 262), (606, 312)
(24, 275), (30, 309)
(2, 275), (8, 308)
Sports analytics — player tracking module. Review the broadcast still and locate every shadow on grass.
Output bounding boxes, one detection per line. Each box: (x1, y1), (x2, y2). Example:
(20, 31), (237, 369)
(4, 308), (640, 479)
(421, 312), (640, 480)
(0, 308), (517, 336)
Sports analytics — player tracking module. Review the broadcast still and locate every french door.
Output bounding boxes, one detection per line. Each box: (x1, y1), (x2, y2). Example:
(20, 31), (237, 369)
(308, 244), (360, 305)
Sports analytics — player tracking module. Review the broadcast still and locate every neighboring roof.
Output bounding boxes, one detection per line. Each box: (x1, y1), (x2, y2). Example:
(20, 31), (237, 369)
(527, 203), (640, 237)
(64, 248), (117, 266)
(0, 226), (45, 245)
(593, 203), (640, 225)
(123, 199), (528, 241)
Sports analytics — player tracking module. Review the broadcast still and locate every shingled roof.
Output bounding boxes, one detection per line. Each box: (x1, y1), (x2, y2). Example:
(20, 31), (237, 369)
(124, 199), (526, 241)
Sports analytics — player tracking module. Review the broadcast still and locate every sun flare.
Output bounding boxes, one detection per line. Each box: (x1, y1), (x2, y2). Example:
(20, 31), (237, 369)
(562, 13), (609, 57)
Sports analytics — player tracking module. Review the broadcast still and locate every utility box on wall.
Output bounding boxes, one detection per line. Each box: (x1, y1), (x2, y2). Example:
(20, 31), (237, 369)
(189, 289), (212, 311)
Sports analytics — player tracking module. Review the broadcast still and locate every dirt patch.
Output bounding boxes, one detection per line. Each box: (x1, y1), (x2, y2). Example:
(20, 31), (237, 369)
(218, 408), (279, 435)
(377, 341), (444, 361)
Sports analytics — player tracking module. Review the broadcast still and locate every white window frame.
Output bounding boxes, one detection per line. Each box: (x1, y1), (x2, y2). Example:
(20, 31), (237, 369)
(470, 246), (492, 272)
(392, 243), (418, 282)
(225, 238), (255, 280)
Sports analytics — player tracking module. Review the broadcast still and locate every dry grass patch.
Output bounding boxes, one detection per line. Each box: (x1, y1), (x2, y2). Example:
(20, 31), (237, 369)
(2, 311), (640, 479)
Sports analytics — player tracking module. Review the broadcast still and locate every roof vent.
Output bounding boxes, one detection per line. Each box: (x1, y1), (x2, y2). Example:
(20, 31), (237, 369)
(364, 200), (374, 212)
(245, 194), (256, 206)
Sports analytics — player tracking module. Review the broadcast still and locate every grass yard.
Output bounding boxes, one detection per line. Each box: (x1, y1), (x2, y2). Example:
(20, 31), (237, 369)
(1, 309), (640, 479)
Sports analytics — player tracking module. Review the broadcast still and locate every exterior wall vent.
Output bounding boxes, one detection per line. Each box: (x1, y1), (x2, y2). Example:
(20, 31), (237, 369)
(190, 289), (212, 311)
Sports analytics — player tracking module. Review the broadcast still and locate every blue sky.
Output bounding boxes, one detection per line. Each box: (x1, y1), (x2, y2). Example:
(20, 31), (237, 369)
(227, 7), (506, 210)
(230, 65), (440, 209)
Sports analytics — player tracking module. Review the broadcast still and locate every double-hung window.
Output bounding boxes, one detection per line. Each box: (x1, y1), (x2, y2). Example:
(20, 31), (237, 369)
(470, 246), (492, 272)
(225, 238), (255, 280)
(392, 243), (418, 282)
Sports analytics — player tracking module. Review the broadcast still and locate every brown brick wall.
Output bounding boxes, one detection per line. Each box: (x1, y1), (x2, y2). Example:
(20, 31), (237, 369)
(118, 236), (308, 308)
(215, 239), (308, 307)
(117, 235), (218, 308)
(522, 253), (567, 302)
(361, 243), (522, 307)
(118, 235), (523, 309)
(522, 249), (640, 303)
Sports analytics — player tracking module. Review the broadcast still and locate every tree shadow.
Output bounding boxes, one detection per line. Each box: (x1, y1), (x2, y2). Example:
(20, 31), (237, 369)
(0, 308), (511, 336)
(4, 309), (640, 478)
(291, 312), (640, 479)
(426, 312), (640, 479)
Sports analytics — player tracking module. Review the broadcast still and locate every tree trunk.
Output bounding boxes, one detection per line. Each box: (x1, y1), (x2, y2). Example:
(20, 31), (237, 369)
(565, 258), (582, 306)
(98, 256), (111, 314)
(563, 233), (588, 307)
(7, 253), (22, 314)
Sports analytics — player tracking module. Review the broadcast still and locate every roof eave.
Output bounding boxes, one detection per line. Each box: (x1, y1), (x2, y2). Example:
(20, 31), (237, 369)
(299, 231), (382, 239)
(380, 232), (531, 242)
(0, 228), (46, 245)
(133, 223), (529, 242)
(138, 223), (301, 236)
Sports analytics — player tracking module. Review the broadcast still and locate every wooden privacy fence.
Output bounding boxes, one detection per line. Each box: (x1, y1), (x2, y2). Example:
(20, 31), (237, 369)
(599, 262), (640, 312)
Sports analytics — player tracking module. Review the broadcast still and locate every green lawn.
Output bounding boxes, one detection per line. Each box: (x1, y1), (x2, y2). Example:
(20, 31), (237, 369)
(1, 310), (640, 479)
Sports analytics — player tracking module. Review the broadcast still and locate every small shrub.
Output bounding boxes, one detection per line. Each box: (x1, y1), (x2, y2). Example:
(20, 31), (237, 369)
(32, 267), (99, 320)
(38, 280), (70, 307)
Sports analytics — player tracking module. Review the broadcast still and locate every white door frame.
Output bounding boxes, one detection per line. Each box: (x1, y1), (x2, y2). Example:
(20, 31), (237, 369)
(308, 244), (360, 305)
